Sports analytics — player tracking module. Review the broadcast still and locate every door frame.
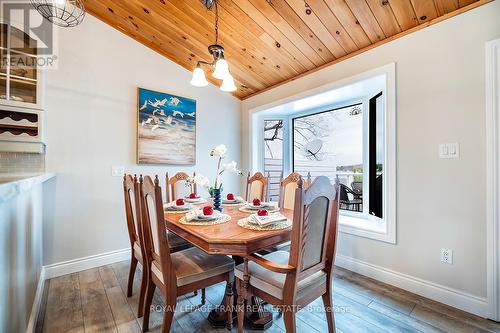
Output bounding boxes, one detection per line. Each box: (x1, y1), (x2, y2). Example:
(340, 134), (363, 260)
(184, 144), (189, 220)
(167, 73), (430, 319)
(486, 38), (500, 321)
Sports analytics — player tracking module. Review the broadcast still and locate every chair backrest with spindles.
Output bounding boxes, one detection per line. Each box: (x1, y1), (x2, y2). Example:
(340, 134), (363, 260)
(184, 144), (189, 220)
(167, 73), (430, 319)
(284, 176), (339, 302)
(245, 172), (269, 202)
(166, 172), (195, 202)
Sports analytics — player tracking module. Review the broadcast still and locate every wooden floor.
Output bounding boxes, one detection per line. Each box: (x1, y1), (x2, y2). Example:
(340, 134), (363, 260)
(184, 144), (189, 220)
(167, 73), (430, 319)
(36, 260), (500, 333)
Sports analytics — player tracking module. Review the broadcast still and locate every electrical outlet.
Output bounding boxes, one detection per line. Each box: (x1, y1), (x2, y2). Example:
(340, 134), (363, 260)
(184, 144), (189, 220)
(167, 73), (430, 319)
(111, 166), (125, 177)
(440, 248), (453, 264)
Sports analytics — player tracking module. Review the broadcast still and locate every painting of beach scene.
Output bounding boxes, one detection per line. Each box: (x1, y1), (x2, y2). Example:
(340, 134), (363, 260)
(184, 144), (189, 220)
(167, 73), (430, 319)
(137, 88), (196, 165)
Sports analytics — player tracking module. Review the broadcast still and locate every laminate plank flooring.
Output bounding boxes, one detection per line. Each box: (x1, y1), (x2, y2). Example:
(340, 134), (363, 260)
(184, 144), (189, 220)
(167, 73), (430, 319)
(37, 260), (500, 333)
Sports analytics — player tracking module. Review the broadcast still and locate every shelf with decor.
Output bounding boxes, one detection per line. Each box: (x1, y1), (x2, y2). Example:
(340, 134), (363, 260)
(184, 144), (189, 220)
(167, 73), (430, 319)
(0, 22), (44, 153)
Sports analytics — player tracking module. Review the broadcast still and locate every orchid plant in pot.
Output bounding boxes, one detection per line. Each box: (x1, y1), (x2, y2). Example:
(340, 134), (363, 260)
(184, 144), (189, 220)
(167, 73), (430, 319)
(188, 144), (242, 211)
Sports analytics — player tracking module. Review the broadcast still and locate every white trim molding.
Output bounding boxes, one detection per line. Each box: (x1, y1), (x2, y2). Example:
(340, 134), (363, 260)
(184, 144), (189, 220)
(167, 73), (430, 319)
(486, 38), (500, 321)
(43, 248), (131, 280)
(25, 269), (46, 333)
(336, 255), (489, 318)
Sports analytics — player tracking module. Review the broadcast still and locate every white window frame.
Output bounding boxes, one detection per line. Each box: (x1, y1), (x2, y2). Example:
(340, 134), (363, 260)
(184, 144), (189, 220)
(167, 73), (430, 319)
(249, 63), (396, 244)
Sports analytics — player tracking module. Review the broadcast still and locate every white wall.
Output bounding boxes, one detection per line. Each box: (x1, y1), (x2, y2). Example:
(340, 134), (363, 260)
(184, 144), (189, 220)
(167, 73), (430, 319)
(242, 1), (500, 300)
(43, 15), (241, 265)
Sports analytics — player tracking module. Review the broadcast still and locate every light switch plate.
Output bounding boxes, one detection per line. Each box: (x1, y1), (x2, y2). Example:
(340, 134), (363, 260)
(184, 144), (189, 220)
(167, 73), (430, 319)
(111, 166), (125, 177)
(439, 143), (460, 159)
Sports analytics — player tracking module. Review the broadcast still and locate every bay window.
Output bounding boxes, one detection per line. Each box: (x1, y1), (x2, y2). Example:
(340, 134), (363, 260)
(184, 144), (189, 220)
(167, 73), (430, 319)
(252, 64), (396, 243)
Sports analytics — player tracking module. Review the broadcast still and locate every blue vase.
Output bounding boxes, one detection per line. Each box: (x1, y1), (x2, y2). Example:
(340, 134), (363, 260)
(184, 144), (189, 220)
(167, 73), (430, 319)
(213, 188), (222, 212)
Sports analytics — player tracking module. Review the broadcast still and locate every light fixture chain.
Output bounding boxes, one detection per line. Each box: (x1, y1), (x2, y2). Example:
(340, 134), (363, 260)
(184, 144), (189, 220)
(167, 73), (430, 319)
(214, 0), (219, 45)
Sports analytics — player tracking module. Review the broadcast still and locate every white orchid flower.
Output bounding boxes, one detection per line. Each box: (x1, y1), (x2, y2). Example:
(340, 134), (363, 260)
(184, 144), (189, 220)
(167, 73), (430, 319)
(223, 160), (242, 175)
(187, 174), (211, 189)
(210, 144), (227, 158)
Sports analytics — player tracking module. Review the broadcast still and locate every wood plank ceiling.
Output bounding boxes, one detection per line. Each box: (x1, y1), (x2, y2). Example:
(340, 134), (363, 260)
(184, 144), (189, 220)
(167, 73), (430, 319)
(85, 0), (489, 99)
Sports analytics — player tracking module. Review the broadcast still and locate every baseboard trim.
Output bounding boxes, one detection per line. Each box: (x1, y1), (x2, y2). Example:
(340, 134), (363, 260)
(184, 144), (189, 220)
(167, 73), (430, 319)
(335, 254), (489, 318)
(25, 268), (45, 333)
(43, 248), (131, 280)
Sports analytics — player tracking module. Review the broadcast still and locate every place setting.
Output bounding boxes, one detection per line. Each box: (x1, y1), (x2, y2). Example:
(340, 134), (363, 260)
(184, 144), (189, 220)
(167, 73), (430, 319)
(183, 192), (208, 205)
(237, 208), (292, 231)
(179, 205), (231, 225)
(163, 198), (196, 214)
(221, 192), (245, 206)
(239, 198), (280, 214)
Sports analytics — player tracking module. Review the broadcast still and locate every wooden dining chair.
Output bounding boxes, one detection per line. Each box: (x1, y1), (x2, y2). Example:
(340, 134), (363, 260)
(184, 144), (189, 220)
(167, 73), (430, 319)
(245, 171), (269, 202)
(139, 175), (235, 333)
(123, 174), (149, 317)
(166, 171), (195, 202)
(236, 176), (340, 333)
(278, 172), (303, 210)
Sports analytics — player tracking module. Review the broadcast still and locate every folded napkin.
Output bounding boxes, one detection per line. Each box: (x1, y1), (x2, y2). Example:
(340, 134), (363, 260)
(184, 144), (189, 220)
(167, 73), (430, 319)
(164, 203), (193, 211)
(185, 209), (218, 222)
(185, 210), (201, 221)
(245, 202), (277, 210)
(248, 213), (287, 227)
(223, 195), (245, 203)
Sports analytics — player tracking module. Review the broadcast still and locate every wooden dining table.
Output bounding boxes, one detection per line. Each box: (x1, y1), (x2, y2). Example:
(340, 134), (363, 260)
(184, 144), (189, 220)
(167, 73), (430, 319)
(164, 203), (293, 330)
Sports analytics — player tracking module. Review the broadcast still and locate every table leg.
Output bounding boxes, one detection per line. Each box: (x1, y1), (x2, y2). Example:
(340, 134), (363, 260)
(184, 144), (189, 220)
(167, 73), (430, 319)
(207, 256), (273, 330)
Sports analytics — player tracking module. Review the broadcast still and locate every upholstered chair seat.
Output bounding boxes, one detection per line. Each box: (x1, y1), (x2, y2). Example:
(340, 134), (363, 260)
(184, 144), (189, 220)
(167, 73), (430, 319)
(235, 251), (326, 300)
(151, 247), (234, 286)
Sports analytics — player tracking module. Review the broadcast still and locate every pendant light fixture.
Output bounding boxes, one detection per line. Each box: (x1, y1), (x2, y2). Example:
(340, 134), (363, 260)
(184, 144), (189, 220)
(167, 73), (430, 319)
(31, 0), (85, 28)
(190, 0), (236, 92)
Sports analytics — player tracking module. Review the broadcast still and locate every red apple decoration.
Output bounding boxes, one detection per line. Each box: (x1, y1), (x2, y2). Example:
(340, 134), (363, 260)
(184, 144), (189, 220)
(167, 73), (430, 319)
(257, 209), (268, 217)
(252, 198), (261, 206)
(203, 206), (214, 216)
(189, 193), (197, 199)
(176, 198), (185, 206)
(227, 193), (235, 200)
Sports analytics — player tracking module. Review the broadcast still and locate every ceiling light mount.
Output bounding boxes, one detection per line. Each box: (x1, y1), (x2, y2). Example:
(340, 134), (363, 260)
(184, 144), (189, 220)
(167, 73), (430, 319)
(208, 44), (225, 60)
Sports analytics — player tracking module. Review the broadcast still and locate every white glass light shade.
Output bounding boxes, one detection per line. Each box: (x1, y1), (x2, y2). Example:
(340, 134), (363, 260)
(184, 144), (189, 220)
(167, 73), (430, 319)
(220, 75), (237, 92)
(213, 58), (230, 80)
(190, 67), (208, 87)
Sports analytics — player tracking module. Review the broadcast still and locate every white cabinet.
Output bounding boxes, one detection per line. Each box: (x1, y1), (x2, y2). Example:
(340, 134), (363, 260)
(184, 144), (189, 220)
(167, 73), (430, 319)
(0, 23), (44, 147)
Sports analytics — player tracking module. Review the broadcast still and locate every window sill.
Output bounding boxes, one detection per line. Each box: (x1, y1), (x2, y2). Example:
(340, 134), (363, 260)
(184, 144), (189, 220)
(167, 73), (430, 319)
(339, 214), (396, 244)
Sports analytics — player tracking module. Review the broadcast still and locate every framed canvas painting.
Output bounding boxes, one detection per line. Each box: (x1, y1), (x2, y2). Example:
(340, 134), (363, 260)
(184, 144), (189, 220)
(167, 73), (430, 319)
(137, 88), (196, 164)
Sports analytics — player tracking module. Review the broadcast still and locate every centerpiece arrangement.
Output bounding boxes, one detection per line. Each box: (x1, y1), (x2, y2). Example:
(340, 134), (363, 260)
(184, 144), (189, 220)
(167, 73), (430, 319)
(187, 144), (242, 211)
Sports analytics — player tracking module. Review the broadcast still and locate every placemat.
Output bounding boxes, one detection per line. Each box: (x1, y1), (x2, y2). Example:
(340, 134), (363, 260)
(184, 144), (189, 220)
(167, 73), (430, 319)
(237, 217), (292, 231)
(179, 213), (231, 226)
